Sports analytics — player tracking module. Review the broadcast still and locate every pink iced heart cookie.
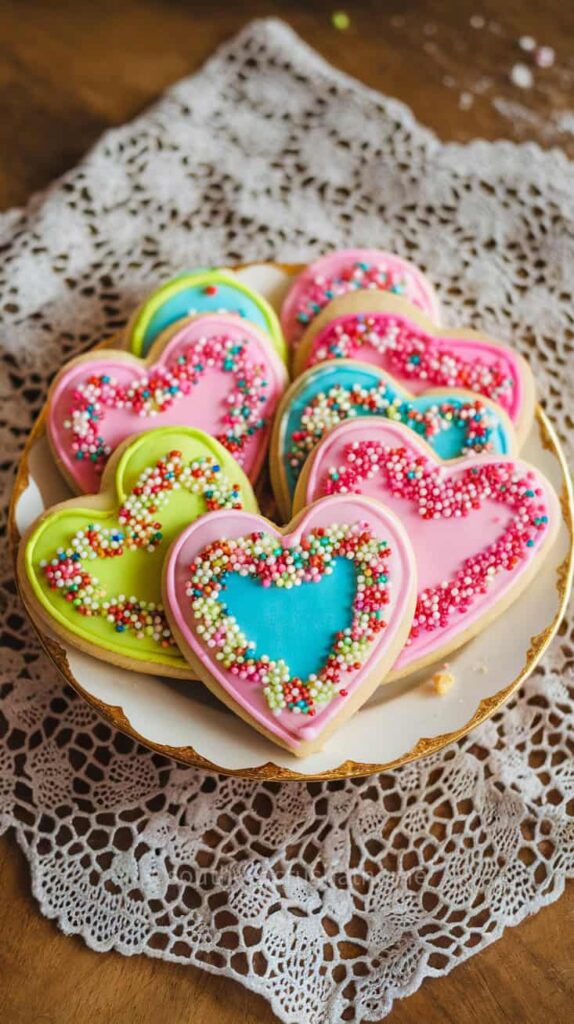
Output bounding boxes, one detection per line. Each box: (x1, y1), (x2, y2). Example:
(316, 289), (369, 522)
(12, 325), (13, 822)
(163, 495), (417, 756)
(294, 419), (560, 681)
(294, 293), (535, 446)
(47, 313), (288, 493)
(281, 249), (439, 349)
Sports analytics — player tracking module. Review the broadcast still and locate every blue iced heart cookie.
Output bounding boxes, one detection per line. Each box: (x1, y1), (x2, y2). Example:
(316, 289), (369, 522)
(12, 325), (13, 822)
(271, 360), (515, 518)
(127, 268), (287, 362)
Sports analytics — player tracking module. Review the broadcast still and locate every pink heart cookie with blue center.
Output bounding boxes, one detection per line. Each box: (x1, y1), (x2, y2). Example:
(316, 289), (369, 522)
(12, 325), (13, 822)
(47, 313), (288, 493)
(294, 292), (535, 446)
(163, 495), (417, 756)
(294, 418), (560, 680)
(281, 249), (440, 349)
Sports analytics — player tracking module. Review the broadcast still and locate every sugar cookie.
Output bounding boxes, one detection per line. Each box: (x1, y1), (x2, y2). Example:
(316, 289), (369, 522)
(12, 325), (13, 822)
(127, 269), (287, 361)
(281, 249), (439, 349)
(18, 427), (258, 676)
(47, 313), (288, 493)
(294, 418), (560, 680)
(162, 495), (417, 756)
(294, 292), (535, 445)
(270, 360), (515, 521)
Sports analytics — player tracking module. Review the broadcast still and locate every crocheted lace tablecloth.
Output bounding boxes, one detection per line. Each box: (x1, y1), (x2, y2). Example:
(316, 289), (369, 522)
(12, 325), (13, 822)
(1, 19), (573, 1024)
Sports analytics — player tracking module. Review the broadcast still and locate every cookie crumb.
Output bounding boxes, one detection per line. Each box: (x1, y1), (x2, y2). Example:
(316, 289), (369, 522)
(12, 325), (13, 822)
(431, 664), (456, 695)
(470, 15), (485, 29)
(473, 660), (488, 675)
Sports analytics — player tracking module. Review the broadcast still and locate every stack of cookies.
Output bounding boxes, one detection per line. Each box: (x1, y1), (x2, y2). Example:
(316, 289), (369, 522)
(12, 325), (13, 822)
(17, 251), (561, 757)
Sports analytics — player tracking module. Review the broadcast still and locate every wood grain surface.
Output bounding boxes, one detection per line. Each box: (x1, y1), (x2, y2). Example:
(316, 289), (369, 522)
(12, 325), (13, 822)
(1, 1), (573, 1022)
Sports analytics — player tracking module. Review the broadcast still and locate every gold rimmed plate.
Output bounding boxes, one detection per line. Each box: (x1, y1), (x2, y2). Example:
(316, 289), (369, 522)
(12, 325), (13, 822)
(9, 263), (574, 781)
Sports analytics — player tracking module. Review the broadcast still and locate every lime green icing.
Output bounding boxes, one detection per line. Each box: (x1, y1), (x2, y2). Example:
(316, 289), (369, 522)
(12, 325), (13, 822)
(25, 427), (258, 670)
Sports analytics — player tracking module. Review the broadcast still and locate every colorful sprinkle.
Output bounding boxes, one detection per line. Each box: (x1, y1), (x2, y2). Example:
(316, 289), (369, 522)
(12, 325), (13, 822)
(185, 523), (391, 716)
(324, 441), (549, 642)
(292, 261), (410, 342)
(306, 313), (515, 403)
(287, 383), (498, 485)
(332, 11), (351, 31)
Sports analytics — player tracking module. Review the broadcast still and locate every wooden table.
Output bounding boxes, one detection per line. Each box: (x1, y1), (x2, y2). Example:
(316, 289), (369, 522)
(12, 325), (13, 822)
(1, 2), (572, 1021)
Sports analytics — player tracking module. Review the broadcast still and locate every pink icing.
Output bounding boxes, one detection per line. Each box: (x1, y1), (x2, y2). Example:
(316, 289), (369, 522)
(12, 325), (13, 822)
(281, 249), (439, 348)
(302, 311), (526, 426)
(301, 420), (559, 675)
(48, 314), (287, 492)
(164, 496), (416, 751)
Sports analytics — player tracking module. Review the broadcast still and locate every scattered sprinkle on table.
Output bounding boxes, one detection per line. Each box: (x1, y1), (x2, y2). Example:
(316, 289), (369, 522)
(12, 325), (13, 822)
(534, 45), (555, 68)
(332, 11), (350, 31)
(510, 63), (534, 89)
(519, 35), (536, 52)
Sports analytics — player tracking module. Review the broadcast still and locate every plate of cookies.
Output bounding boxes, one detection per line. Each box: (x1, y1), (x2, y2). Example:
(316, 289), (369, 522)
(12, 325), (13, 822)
(10, 252), (573, 780)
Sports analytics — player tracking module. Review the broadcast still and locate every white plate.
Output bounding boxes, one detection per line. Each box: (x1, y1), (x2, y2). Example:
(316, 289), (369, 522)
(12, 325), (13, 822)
(11, 264), (574, 781)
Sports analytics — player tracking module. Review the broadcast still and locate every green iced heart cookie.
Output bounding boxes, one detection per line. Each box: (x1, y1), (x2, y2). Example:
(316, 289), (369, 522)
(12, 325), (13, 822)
(20, 426), (258, 676)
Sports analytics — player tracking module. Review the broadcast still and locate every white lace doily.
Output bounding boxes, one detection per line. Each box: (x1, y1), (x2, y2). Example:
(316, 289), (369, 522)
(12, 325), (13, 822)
(1, 20), (573, 1024)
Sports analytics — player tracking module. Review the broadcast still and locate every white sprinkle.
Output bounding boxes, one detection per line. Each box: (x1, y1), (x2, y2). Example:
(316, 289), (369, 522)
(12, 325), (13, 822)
(519, 35), (536, 52)
(510, 63), (534, 89)
(534, 45), (555, 68)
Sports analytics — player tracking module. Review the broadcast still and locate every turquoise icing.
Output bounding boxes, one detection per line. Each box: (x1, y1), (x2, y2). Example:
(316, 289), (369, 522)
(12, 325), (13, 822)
(140, 280), (272, 355)
(220, 557), (356, 680)
(283, 364), (512, 498)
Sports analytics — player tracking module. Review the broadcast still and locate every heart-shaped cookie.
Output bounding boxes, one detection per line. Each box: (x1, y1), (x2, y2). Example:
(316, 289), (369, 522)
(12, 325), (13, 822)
(127, 269), (287, 360)
(270, 360), (515, 520)
(47, 313), (288, 494)
(281, 249), (439, 349)
(163, 495), (417, 756)
(293, 292), (535, 446)
(294, 418), (560, 680)
(18, 427), (259, 676)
